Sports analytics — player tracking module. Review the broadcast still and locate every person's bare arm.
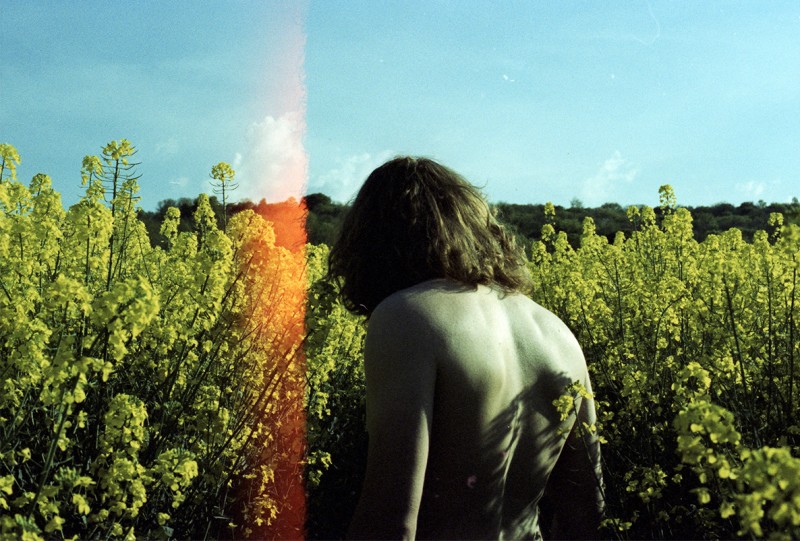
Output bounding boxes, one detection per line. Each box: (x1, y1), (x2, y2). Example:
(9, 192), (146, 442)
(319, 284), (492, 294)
(347, 299), (437, 540)
(547, 377), (604, 539)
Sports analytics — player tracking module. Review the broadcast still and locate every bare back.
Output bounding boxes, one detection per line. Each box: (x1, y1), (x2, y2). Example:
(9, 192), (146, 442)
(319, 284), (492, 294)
(348, 280), (603, 540)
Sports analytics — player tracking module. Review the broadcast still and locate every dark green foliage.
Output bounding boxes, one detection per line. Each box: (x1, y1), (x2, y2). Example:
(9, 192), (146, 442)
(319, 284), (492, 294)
(494, 199), (800, 252)
(140, 194), (800, 252)
(303, 193), (346, 247)
(138, 196), (225, 247)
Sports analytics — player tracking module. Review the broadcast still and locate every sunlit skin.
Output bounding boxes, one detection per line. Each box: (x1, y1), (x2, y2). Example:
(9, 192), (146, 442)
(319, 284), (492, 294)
(348, 279), (604, 540)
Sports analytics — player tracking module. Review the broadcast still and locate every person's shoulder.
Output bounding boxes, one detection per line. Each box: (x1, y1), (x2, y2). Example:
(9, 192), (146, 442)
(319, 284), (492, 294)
(504, 293), (585, 362)
(367, 280), (440, 331)
(525, 297), (574, 334)
(363, 282), (453, 366)
(367, 280), (484, 349)
(371, 279), (468, 318)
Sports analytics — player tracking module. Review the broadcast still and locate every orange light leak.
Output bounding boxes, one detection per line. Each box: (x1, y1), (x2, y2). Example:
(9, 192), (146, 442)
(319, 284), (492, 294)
(258, 206), (309, 541)
(246, 4), (309, 539)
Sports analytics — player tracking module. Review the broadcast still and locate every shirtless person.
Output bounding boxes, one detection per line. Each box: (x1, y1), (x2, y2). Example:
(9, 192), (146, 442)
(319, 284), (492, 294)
(328, 157), (604, 540)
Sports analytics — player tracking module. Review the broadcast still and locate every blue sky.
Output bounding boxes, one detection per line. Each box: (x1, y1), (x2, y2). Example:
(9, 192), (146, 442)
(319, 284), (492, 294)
(2, 1), (799, 210)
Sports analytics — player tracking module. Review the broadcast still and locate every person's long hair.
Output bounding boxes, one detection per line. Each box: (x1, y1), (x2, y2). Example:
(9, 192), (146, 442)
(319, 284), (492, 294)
(328, 156), (532, 316)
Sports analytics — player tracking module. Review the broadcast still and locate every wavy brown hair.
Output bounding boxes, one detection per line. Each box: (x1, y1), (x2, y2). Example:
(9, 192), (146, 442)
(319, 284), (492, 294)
(328, 156), (532, 316)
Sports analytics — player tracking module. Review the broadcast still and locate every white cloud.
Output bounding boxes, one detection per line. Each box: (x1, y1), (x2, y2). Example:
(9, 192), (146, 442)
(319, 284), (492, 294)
(233, 111), (307, 203)
(311, 150), (394, 203)
(155, 137), (180, 157)
(581, 151), (638, 206)
(735, 181), (766, 198)
(169, 176), (189, 187)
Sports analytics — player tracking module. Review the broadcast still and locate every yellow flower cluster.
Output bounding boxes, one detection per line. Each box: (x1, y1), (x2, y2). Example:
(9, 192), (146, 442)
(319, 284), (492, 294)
(0, 142), (308, 539)
(529, 187), (800, 539)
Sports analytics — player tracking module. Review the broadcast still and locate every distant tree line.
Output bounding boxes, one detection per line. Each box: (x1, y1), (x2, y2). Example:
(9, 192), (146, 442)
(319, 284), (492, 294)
(138, 193), (800, 252)
(493, 198), (800, 252)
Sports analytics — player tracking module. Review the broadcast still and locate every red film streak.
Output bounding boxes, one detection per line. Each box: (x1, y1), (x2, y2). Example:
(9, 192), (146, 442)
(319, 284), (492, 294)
(243, 199), (308, 540)
(265, 200), (308, 541)
(239, 4), (309, 537)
